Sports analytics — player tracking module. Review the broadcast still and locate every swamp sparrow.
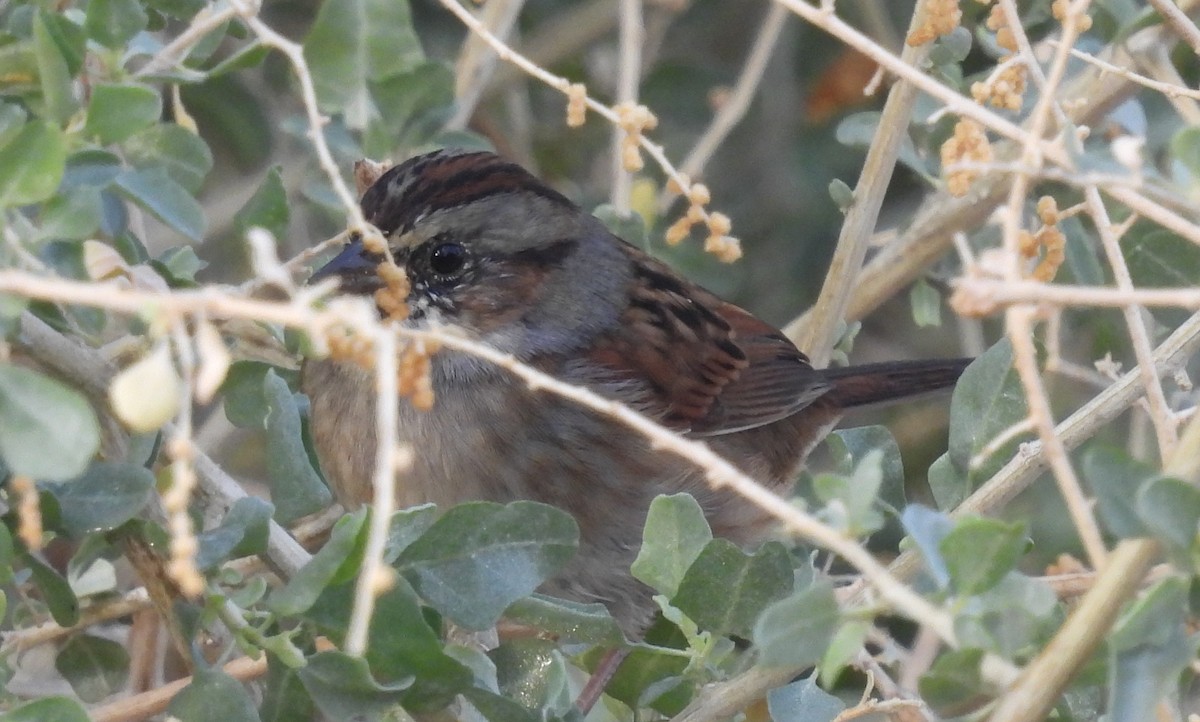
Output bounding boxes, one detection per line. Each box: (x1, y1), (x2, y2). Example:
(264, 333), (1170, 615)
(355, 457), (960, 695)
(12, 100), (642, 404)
(302, 149), (968, 632)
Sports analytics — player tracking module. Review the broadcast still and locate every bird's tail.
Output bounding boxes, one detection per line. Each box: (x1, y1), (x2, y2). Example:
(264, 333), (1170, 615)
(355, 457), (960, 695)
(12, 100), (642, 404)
(822, 358), (972, 409)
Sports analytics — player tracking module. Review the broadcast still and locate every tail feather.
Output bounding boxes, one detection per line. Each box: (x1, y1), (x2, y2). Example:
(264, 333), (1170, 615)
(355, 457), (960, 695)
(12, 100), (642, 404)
(822, 358), (972, 409)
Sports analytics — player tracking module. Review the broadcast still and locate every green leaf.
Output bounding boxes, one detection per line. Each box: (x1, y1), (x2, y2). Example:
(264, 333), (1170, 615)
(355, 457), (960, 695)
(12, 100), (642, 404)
(0, 524), (13, 585)
(24, 552), (80, 626)
(296, 652), (412, 721)
(504, 594), (626, 646)
(0, 364), (98, 480)
(123, 124), (213, 194)
(1170, 125), (1200, 184)
(85, 83), (162, 145)
(222, 361), (274, 428)
(396, 501), (578, 630)
(38, 185), (102, 241)
(900, 504), (952, 588)
(955, 572), (1057, 658)
(919, 648), (985, 716)
(766, 677), (845, 722)
(461, 686), (541, 722)
(85, 0), (148, 49)
(673, 540), (793, 638)
(263, 370), (331, 523)
(32, 12), (78, 124)
(364, 579), (473, 709)
(1136, 476), (1200, 552)
(383, 504), (439, 562)
(0, 121), (67, 207)
(269, 509), (366, 616)
(156, 246), (208, 284)
(113, 167), (206, 242)
(0, 102), (29, 149)
(753, 580), (839, 667)
(939, 517), (1026, 596)
(1109, 578), (1195, 721)
(0, 697), (90, 722)
(33, 11), (85, 76)
(944, 340), (1029, 502)
(54, 634), (130, 703)
(42, 462), (155, 536)
(166, 668), (260, 722)
(813, 449), (886, 536)
(302, 0), (424, 127)
(828, 178), (854, 212)
(259, 654), (314, 722)
(818, 619), (870, 687)
(234, 167), (289, 240)
(367, 62), (455, 151)
(491, 639), (571, 714)
(632, 493), (713, 597)
(195, 497), (273, 569)
(909, 278), (942, 327)
(1124, 229), (1200, 326)
(1083, 446), (1155, 539)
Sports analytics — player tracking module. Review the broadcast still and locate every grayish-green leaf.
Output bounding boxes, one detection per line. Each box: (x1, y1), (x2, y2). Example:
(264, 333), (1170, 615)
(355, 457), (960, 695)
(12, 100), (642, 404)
(123, 124), (213, 194)
(234, 167), (289, 240)
(491, 639), (571, 714)
(947, 339), (1029, 488)
(940, 517), (1026, 596)
(263, 370), (330, 523)
(195, 497), (273, 570)
(42, 462), (155, 536)
(1109, 578), (1195, 722)
(302, 0), (424, 127)
(1136, 476), (1200, 552)
(54, 634), (130, 703)
(766, 677), (845, 722)
(85, 83), (161, 145)
(24, 552), (79, 626)
(269, 509), (366, 616)
(383, 504), (438, 562)
(828, 178), (854, 212)
(221, 361), (273, 429)
(753, 580), (839, 668)
(901, 504), (952, 588)
(674, 539), (793, 638)
(909, 278), (942, 327)
(166, 668), (260, 722)
(259, 654), (314, 722)
(33, 12), (78, 124)
(0, 364), (98, 480)
(818, 619), (870, 687)
(0, 697), (90, 722)
(1083, 446), (1155, 539)
(85, 0), (148, 48)
(0, 121), (67, 207)
(397, 501), (578, 630)
(38, 186), (102, 241)
(296, 652), (411, 722)
(504, 594), (626, 646)
(919, 648), (984, 715)
(113, 167), (205, 241)
(813, 448), (886, 536)
(632, 493), (713, 597)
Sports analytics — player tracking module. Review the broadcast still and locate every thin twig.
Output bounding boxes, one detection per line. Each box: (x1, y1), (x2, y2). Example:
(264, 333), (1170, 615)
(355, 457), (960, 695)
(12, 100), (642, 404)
(611, 0), (643, 215)
(1145, 0), (1200, 57)
(800, 0), (933, 367)
(1084, 185), (1177, 458)
(448, 0), (528, 130)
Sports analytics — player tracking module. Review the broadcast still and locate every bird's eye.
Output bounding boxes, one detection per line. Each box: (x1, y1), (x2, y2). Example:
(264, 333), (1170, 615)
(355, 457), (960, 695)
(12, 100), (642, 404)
(429, 241), (467, 276)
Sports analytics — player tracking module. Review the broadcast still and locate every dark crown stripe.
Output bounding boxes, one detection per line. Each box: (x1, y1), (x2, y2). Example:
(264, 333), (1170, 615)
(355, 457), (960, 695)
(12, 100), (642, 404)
(362, 151), (575, 236)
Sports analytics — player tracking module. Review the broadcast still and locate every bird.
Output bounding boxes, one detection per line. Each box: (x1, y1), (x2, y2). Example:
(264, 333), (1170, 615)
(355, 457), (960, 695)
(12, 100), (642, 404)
(301, 148), (969, 634)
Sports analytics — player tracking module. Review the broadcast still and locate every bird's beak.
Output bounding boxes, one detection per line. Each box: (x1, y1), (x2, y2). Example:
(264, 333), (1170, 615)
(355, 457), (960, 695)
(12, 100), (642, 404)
(309, 235), (387, 295)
